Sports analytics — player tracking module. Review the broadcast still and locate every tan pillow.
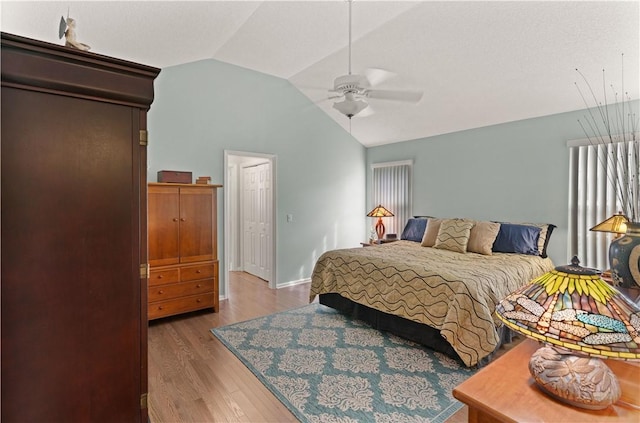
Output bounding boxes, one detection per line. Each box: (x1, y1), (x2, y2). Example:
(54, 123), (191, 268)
(467, 221), (501, 255)
(421, 218), (443, 247)
(434, 219), (474, 253)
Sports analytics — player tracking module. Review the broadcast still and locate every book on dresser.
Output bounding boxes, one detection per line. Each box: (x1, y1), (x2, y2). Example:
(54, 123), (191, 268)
(147, 182), (222, 320)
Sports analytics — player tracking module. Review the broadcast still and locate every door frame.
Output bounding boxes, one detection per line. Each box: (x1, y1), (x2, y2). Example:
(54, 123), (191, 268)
(224, 150), (277, 294)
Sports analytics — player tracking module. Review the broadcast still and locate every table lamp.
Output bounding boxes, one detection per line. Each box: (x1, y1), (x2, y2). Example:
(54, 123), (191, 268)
(495, 256), (640, 410)
(367, 205), (394, 240)
(590, 212), (633, 285)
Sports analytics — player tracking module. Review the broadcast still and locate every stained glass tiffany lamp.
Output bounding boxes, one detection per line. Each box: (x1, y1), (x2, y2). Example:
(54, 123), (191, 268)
(495, 256), (640, 410)
(366, 205), (394, 240)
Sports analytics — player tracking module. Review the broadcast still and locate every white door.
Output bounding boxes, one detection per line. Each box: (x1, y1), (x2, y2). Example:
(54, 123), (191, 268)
(242, 162), (271, 281)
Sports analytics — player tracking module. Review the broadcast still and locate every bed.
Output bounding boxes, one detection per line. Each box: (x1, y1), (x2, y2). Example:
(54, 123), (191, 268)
(309, 218), (555, 367)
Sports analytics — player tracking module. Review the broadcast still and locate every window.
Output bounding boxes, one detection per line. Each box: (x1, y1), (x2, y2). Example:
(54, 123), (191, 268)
(568, 137), (639, 269)
(371, 160), (412, 237)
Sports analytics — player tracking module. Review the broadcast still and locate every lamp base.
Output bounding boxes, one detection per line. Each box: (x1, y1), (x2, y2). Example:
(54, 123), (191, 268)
(609, 222), (640, 289)
(375, 218), (386, 240)
(529, 346), (621, 410)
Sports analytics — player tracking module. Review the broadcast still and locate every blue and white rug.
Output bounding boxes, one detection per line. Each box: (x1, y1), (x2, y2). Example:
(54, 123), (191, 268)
(211, 303), (477, 423)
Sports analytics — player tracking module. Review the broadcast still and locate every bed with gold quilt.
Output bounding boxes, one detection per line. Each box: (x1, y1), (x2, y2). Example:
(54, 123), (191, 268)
(310, 218), (555, 367)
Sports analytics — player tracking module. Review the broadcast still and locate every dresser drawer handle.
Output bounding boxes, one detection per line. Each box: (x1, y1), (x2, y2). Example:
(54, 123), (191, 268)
(158, 306), (163, 310)
(157, 275), (163, 279)
(158, 290), (164, 294)
(196, 270), (201, 274)
(196, 284), (201, 288)
(196, 299), (201, 303)
(173, 218), (178, 222)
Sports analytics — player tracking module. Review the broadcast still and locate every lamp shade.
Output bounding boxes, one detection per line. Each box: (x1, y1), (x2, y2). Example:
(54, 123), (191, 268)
(590, 212), (629, 234)
(366, 205), (394, 218)
(496, 257), (640, 360)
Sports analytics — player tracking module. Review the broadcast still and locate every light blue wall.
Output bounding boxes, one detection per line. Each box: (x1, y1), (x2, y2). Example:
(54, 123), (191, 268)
(148, 57), (636, 285)
(148, 59), (366, 293)
(366, 103), (638, 266)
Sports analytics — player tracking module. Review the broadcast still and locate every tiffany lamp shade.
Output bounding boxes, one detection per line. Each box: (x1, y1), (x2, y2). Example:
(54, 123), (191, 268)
(366, 205), (394, 240)
(495, 257), (640, 409)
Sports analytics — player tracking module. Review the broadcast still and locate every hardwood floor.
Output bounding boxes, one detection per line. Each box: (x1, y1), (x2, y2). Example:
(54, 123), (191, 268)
(148, 271), (308, 422)
(149, 271), (521, 422)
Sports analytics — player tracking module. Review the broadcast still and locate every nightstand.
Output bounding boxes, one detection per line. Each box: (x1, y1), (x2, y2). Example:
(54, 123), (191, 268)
(453, 339), (640, 422)
(360, 239), (398, 247)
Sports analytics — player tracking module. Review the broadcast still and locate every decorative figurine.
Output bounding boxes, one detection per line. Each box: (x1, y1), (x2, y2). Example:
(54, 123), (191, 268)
(59, 15), (90, 51)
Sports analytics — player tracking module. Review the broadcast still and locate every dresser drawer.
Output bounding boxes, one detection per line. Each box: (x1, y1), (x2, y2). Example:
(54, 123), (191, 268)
(149, 268), (180, 287)
(181, 263), (216, 281)
(148, 292), (215, 320)
(148, 279), (214, 302)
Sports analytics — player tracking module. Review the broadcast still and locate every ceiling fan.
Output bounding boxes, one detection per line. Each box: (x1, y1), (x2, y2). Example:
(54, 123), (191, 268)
(330, 0), (423, 119)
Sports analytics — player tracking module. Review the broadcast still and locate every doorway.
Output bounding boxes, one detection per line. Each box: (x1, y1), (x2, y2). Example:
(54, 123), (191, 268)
(224, 151), (277, 295)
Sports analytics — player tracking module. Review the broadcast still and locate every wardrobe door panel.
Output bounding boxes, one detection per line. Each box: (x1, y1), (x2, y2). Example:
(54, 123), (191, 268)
(1, 88), (142, 422)
(148, 186), (180, 266)
(179, 187), (214, 263)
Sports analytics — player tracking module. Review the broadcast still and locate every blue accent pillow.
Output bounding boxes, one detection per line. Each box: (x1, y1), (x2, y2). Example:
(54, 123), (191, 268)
(492, 223), (541, 255)
(401, 218), (428, 242)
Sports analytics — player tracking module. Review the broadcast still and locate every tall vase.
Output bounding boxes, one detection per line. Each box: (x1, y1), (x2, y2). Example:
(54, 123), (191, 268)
(609, 222), (640, 288)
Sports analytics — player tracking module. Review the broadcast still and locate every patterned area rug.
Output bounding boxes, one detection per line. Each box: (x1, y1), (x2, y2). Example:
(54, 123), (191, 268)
(211, 303), (477, 423)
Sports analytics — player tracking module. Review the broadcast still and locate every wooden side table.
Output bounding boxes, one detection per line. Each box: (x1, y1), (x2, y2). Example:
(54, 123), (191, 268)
(600, 273), (640, 306)
(453, 339), (640, 422)
(360, 239), (398, 247)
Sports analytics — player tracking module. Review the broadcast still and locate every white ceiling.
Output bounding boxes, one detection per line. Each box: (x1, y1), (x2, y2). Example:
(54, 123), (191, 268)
(1, 1), (638, 147)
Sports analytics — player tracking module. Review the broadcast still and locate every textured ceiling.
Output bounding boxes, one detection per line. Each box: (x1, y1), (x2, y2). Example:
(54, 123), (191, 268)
(1, 1), (638, 147)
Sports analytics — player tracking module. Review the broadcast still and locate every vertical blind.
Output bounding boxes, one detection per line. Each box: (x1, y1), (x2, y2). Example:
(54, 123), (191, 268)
(371, 161), (412, 237)
(568, 138), (639, 270)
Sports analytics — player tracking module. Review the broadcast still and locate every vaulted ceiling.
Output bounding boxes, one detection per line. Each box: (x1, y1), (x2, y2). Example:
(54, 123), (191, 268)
(2, 1), (638, 147)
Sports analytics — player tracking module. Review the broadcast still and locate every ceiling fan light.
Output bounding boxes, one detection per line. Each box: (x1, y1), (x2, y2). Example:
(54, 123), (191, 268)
(333, 98), (368, 118)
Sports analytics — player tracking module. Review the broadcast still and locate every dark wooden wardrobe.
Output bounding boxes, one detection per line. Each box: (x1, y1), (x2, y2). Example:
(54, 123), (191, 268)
(1, 32), (160, 422)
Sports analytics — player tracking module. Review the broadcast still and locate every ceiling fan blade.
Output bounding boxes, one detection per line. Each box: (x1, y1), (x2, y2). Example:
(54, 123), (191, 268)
(365, 89), (423, 103)
(307, 90), (343, 104)
(363, 68), (397, 87)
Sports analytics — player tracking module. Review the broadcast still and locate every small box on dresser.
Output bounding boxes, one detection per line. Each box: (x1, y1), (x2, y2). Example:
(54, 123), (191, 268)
(157, 170), (193, 184)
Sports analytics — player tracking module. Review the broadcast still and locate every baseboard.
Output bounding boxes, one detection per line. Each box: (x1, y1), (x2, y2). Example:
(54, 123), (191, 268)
(277, 278), (311, 288)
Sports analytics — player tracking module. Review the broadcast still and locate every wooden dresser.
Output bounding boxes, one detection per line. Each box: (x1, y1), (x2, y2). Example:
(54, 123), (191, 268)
(148, 183), (221, 319)
(1, 33), (159, 422)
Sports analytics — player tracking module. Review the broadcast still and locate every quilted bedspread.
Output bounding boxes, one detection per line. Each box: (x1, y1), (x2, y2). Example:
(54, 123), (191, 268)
(309, 240), (554, 366)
